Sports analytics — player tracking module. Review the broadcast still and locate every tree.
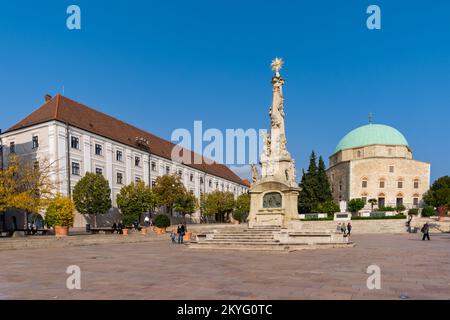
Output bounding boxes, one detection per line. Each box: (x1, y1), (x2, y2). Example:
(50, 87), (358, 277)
(317, 156), (332, 203)
(152, 175), (186, 216)
(174, 192), (198, 224)
(235, 193), (250, 215)
(44, 195), (75, 228)
(201, 191), (235, 223)
(0, 154), (55, 214)
(298, 151), (334, 213)
(314, 200), (339, 216)
(348, 198), (365, 214)
(368, 198), (377, 211)
(117, 181), (156, 226)
(424, 176), (450, 218)
(73, 172), (111, 227)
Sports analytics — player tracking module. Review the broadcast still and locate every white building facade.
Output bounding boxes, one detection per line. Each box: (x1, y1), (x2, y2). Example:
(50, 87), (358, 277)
(0, 95), (249, 227)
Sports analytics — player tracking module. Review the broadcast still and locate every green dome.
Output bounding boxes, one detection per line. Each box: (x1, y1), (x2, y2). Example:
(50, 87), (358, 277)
(334, 124), (409, 153)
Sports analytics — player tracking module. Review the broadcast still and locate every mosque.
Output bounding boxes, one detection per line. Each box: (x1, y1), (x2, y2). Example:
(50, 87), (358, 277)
(326, 122), (430, 210)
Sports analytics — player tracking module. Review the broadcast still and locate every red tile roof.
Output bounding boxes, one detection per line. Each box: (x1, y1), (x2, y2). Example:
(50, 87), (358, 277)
(6, 95), (246, 186)
(242, 179), (252, 188)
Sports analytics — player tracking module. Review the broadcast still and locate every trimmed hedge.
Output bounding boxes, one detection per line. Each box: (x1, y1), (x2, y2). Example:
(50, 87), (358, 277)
(352, 214), (406, 220)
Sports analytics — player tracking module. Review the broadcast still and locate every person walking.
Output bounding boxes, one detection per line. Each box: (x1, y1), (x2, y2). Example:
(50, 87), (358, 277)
(171, 231), (176, 243)
(421, 222), (430, 241)
(347, 222), (352, 236)
(178, 224), (185, 244)
(341, 223), (347, 235)
(144, 216), (150, 227)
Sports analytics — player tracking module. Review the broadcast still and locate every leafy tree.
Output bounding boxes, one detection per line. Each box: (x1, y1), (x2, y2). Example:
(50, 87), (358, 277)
(396, 204), (406, 213)
(117, 181), (156, 226)
(73, 172), (111, 227)
(45, 195), (75, 228)
(0, 155), (55, 214)
(313, 200), (339, 216)
(423, 176), (450, 217)
(421, 206), (436, 217)
(348, 198), (365, 214)
(174, 191), (198, 224)
(152, 175), (186, 216)
(368, 198), (377, 211)
(154, 214), (171, 229)
(201, 191), (235, 223)
(235, 193), (250, 215)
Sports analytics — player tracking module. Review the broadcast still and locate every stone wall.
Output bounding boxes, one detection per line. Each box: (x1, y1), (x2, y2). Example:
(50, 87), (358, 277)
(298, 219), (408, 234)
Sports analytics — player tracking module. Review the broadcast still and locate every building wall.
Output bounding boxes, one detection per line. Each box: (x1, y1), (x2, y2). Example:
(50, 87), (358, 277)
(1, 121), (248, 227)
(327, 144), (430, 210)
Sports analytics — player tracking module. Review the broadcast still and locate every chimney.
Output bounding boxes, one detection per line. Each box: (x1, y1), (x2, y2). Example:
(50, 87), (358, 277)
(45, 94), (52, 102)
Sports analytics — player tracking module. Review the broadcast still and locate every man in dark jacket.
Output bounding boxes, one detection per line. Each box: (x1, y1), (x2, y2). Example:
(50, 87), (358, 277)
(421, 222), (430, 241)
(178, 224), (185, 244)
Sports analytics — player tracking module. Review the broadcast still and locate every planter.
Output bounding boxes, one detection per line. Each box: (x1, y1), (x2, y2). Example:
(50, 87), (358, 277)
(184, 231), (192, 241)
(55, 226), (69, 237)
(156, 227), (166, 234)
(140, 228), (147, 235)
(232, 220), (240, 225)
(122, 228), (129, 236)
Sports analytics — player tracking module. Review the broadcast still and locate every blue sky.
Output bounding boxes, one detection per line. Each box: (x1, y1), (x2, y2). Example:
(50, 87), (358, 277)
(0, 0), (449, 182)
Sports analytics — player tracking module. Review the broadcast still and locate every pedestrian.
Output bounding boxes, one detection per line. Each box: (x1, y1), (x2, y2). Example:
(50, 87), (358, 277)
(421, 222), (430, 241)
(347, 222), (352, 236)
(171, 231), (176, 243)
(144, 216), (150, 227)
(341, 223), (347, 235)
(133, 220), (139, 231)
(178, 224), (185, 244)
(117, 220), (124, 234)
(336, 223), (341, 233)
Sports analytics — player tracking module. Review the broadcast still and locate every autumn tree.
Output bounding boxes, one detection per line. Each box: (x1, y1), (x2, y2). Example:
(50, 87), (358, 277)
(201, 191), (235, 223)
(174, 191), (198, 224)
(424, 176), (450, 218)
(152, 175), (186, 216)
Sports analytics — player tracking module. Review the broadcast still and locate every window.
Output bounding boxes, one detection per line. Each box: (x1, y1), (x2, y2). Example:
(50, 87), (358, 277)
(200, 177), (204, 184)
(362, 197), (367, 204)
(209, 180), (212, 187)
(135, 176), (141, 182)
(151, 180), (156, 188)
(389, 166), (394, 173)
(165, 166), (170, 175)
(379, 180), (385, 188)
(135, 156), (140, 167)
(71, 136), (79, 149)
(398, 181), (403, 189)
(396, 197), (403, 206)
(189, 189), (194, 194)
(33, 161), (39, 170)
(414, 180), (419, 189)
(190, 173), (194, 182)
(339, 180), (342, 191)
(95, 144), (103, 156)
(388, 148), (393, 156)
(117, 172), (123, 185)
(95, 168), (103, 176)
(116, 150), (123, 162)
(362, 180), (368, 188)
(413, 197), (419, 206)
(378, 197), (385, 208)
(151, 161), (157, 171)
(357, 150), (361, 158)
(72, 162), (80, 176)
(177, 170), (182, 177)
(9, 142), (15, 154)
(32, 136), (39, 149)
(216, 181), (219, 188)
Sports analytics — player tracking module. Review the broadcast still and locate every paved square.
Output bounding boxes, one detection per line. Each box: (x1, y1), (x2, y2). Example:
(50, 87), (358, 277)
(1, 233), (449, 299)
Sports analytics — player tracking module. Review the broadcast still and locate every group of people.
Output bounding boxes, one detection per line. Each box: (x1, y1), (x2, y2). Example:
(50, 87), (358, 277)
(336, 222), (352, 236)
(171, 224), (186, 244)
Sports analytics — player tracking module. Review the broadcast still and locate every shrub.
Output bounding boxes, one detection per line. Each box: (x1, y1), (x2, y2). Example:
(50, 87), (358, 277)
(408, 208), (419, 215)
(232, 210), (247, 222)
(421, 206), (436, 217)
(352, 214), (406, 220)
(154, 214), (171, 228)
(379, 206), (396, 212)
(45, 195), (75, 227)
(348, 198), (365, 213)
(396, 204), (406, 213)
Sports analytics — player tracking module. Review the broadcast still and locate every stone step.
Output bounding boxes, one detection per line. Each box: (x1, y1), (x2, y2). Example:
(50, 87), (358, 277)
(212, 235), (275, 239)
(187, 242), (288, 251)
(207, 239), (280, 243)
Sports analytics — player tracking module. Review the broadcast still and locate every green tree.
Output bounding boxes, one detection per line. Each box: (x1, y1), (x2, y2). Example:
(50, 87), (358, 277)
(348, 198), (365, 214)
(368, 198), (378, 211)
(73, 172), (111, 227)
(423, 176), (450, 217)
(117, 181), (156, 225)
(317, 156), (332, 203)
(201, 191), (235, 223)
(174, 191), (198, 224)
(152, 175), (186, 216)
(235, 193), (250, 215)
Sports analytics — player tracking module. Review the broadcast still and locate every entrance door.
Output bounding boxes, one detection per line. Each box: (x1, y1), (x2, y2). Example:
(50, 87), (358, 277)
(378, 197), (385, 208)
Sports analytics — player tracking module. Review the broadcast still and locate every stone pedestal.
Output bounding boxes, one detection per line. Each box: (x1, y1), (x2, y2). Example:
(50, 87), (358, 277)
(248, 178), (300, 228)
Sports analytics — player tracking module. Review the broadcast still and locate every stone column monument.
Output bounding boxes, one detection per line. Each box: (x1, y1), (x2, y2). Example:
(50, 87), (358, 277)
(248, 58), (301, 228)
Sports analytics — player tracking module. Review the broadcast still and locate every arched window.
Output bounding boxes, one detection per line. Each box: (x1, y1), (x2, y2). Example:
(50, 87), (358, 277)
(361, 178), (368, 188)
(379, 178), (385, 188)
(413, 179), (419, 189)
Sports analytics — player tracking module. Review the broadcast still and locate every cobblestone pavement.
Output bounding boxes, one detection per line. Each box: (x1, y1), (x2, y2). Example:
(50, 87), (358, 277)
(1, 233), (449, 300)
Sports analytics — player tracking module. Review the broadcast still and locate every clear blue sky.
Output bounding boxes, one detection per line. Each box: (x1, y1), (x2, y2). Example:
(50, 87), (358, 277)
(0, 0), (449, 182)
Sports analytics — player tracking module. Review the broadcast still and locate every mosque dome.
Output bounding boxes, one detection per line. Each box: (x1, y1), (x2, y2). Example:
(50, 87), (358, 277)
(334, 124), (409, 154)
